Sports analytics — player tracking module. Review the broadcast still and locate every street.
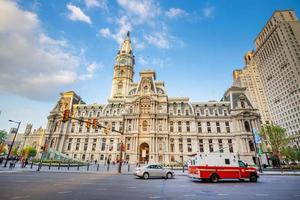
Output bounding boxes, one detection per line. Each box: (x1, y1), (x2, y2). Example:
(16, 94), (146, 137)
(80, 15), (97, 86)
(0, 172), (300, 200)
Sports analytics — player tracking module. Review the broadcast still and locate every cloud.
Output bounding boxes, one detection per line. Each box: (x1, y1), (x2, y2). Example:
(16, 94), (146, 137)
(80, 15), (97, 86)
(144, 32), (170, 49)
(85, 0), (107, 9)
(0, 1), (97, 101)
(79, 62), (103, 80)
(202, 5), (215, 18)
(66, 3), (92, 24)
(117, 0), (160, 22)
(99, 16), (132, 44)
(138, 56), (170, 69)
(166, 8), (188, 18)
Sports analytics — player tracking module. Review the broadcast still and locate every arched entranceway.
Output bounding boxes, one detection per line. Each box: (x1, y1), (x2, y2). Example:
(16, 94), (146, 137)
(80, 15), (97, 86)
(139, 143), (149, 164)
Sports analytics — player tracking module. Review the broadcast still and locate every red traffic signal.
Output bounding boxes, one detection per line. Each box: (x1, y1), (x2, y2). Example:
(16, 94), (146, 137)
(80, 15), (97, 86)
(92, 119), (97, 129)
(62, 109), (70, 122)
(86, 119), (91, 129)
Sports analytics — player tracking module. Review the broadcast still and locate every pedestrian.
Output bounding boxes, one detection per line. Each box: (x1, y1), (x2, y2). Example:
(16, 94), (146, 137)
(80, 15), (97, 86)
(0, 157), (3, 165)
(24, 158), (29, 168)
(94, 160), (97, 165)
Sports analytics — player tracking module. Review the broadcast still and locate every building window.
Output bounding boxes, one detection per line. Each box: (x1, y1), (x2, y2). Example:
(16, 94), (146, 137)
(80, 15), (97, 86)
(218, 139), (223, 153)
(244, 121), (251, 132)
(228, 139), (233, 153)
(216, 122), (221, 133)
(100, 155), (104, 160)
(199, 139), (204, 152)
(75, 138), (80, 151)
(101, 138), (106, 151)
(207, 122), (211, 133)
(186, 121), (190, 132)
(225, 122), (230, 133)
(79, 123), (83, 132)
(209, 139), (214, 152)
(198, 122), (202, 133)
(109, 138), (114, 151)
(249, 140), (255, 151)
(178, 121), (182, 132)
(142, 120), (148, 132)
(84, 142), (88, 151)
(127, 143), (130, 151)
(170, 121), (174, 132)
(185, 110), (189, 116)
(187, 138), (192, 152)
(67, 138), (72, 151)
(92, 139), (96, 151)
(71, 123), (75, 133)
(82, 154), (86, 161)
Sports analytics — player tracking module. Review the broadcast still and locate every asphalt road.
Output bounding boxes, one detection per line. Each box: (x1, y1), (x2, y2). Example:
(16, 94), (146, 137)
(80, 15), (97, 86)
(0, 172), (299, 200)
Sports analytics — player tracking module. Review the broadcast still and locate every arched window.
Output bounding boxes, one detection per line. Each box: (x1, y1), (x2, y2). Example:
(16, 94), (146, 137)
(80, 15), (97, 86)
(241, 101), (245, 108)
(50, 138), (55, 148)
(244, 121), (251, 132)
(142, 120), (148, 131)
(144, 85), (148, 93)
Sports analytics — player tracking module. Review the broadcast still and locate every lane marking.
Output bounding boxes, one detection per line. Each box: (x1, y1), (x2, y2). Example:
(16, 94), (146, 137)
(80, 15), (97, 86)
(294, 194), (300, 197)
(218, 193), (229, 196)
(128, 186), (137, 189)
(57, 191), (72, 194)
(149, 196), (161, 199)
(184, 194), (196, 197)
(96, 188), (107, 191)
(255, 194), (269, 197)
(10, 196), (30, 200)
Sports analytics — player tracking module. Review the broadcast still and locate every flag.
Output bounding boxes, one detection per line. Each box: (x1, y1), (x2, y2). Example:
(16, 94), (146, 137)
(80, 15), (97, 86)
(253, 128), (262, 144)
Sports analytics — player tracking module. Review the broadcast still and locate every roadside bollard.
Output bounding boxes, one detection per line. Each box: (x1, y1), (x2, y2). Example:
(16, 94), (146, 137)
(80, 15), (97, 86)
(30, 162), (33, 169)
(128, 164), (130, 172)
(67, 163), (70, 170)
(87, 163), (90, 171)
(58, 162), (61, 170)
(77, 164), (79, 171)
(48, 162), (52, 170)
(97, 164), (100, 171)
(107, 163), (110, 171)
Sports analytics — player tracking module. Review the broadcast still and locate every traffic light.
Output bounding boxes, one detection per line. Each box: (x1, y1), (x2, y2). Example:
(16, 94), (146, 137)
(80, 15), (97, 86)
(92, 119), (97, 129)
(62, 109), (70, 122)
(86, 119), (91, 129)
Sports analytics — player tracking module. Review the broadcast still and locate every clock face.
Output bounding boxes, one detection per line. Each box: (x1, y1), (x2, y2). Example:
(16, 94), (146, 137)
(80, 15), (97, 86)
(119, 58), (126, 65)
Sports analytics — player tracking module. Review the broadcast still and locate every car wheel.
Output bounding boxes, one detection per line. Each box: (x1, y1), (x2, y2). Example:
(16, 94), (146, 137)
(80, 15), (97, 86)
(166, 172), (173, 179)
(249, 174), (257, 182)
(143, 173), (149, 180)
(210, 174), (219, 183)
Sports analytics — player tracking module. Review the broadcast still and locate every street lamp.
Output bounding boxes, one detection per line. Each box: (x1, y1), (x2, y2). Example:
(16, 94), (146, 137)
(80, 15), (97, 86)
(4, 120), (21, 167)
(179, 134), (184, 173)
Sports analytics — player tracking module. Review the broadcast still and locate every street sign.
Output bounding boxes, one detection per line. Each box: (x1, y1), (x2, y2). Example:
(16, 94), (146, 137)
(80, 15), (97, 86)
(253, 128), (262, 144)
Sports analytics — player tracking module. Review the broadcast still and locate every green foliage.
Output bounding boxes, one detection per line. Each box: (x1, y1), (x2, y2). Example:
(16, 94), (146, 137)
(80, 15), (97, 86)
(260, 124), (291, 158)
(11, 147), (18, 156)
(281, 147), (298, 163)
(0, 130), (7, 144)
(21, 146), (37, 158)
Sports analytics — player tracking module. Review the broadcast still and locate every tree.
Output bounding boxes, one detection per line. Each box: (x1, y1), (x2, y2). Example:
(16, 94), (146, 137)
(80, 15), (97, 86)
(260, 124), (291, 166)
(21, 146), (37, 158)
(281, 147), (298, 165)
(0, 130), (7, 144)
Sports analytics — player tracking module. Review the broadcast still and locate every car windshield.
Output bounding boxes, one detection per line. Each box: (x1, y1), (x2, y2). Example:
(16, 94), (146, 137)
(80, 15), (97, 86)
(238, 160), (246, 167)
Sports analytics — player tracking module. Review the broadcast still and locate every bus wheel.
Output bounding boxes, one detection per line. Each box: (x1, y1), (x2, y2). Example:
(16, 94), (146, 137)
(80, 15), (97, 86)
(210, 174), (219, 183)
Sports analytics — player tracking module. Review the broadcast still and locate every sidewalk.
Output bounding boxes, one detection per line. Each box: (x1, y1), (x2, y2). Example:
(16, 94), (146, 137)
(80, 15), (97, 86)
(1, 164), (300, 176)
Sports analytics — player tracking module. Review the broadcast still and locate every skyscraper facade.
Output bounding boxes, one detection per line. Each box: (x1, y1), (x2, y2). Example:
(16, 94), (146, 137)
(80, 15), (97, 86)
(253, 10), (300, 146)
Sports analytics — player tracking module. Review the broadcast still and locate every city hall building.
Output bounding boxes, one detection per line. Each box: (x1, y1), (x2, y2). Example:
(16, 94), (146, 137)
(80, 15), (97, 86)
(44, 32), (261, 165)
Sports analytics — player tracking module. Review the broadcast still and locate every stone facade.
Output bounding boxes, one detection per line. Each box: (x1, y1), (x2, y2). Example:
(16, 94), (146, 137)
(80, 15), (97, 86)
(43, 32), (261, 165)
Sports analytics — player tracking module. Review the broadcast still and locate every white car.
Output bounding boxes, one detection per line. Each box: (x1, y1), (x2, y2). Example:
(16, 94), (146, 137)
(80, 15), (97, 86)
(134, 164), (174, 179)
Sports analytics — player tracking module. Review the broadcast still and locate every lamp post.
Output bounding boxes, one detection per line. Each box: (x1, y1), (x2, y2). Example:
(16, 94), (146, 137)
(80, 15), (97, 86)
(179, 134), (184, 173)
(248, 120), (262, 173)
(4, 120), (21, 167)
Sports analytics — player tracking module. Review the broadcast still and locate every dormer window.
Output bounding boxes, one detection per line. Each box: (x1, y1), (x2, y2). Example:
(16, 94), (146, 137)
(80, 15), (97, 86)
(241, 101), (245, 108)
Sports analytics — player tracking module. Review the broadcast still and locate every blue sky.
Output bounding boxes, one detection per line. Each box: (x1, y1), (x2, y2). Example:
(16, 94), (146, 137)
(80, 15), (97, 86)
(0, 0), (299, 132)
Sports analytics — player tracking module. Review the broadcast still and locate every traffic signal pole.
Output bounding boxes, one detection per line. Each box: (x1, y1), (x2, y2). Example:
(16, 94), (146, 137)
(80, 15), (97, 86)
(59, 109), (126, 173)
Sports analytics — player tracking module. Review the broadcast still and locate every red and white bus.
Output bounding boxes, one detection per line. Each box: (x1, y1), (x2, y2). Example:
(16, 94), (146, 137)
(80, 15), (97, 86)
(188, 153), (259, 183)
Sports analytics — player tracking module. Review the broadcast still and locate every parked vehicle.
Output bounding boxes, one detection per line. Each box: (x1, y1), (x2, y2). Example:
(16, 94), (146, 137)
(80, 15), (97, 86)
(188, 153), (259, 183)
(135, 164), (174, 179)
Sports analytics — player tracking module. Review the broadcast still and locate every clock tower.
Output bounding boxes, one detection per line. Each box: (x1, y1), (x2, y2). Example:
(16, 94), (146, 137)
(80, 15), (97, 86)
(110, 31), (135, 99)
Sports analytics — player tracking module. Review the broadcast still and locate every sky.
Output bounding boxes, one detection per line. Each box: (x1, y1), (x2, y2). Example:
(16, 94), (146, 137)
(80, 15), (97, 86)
(0, 0), (299, 133)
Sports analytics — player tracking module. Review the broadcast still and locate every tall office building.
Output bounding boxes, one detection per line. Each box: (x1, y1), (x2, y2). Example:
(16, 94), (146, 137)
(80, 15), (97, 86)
(253, 10), (300, 147)
(233, 51), (272, 125)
